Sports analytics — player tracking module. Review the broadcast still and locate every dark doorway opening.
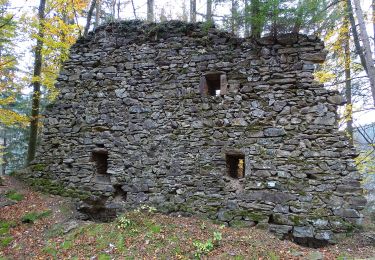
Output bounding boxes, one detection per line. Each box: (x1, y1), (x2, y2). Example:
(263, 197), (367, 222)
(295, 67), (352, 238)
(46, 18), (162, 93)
(91, 150), (108, 175)
(226, 153), (245, 179)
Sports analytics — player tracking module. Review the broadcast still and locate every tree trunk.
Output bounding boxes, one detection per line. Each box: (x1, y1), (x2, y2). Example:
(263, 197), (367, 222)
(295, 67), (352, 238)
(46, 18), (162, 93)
(250, 0), (261, 38)
(84, 0), (96, 37)
(1, 130), (6, 176)
(117, 0), (121, 19)
(352, 0), (375, 106)
(373, 0), (375, 52)
(344, 15), (353, 145)
(231, 0), (239, 35)
(347, 0), (367, 72)
(147, 0), (154, 22)
(95, 0), (100, 28)
(244, 0), (250, 37)
(111, 0), (116, 20)
(27, 0), (46, 165)
(206, 0), (213, 22)
(190, 0), (196, 22)
(131, 0), (137, 19)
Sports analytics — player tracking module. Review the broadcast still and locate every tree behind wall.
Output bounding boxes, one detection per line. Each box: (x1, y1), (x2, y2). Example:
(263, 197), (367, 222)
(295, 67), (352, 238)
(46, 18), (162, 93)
(230, 0), (239, 35)
(206, 0), (213, 22)
(84, 0), (96, 37)
(26, 0), (88, 164)
(147, 0), (154, 22)
(190, 0), (196, 22)
(27, 0), (46, 164)
(351, 0), (375, 106)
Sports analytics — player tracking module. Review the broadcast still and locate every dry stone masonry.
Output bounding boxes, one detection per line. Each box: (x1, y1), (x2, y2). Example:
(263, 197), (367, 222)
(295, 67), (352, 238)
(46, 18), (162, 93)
(27, 20), (366, 246)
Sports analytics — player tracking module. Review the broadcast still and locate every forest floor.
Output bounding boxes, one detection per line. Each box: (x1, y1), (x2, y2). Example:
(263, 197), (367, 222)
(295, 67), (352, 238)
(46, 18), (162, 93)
(0, 176), (374, 260)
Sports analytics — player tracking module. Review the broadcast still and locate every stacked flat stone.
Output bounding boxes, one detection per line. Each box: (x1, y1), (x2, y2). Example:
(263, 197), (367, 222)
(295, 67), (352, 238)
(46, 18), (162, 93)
(28, 20), (366, 246)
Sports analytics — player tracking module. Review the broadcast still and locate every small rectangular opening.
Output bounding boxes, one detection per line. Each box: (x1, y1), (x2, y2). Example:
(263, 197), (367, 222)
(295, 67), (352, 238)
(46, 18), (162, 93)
(91, 150), (108, 175)
(226, 153), (245, 179)
(206, 73), (222, 96)
(199, 72), (228, 96)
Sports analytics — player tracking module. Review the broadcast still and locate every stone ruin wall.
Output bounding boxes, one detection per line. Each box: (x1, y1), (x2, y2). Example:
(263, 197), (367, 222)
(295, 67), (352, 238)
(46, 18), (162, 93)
(28, 21), (366, 245)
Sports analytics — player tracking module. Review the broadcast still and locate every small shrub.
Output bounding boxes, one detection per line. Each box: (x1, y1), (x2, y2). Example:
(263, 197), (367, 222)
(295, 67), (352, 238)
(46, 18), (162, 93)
(192, 231), (223, 258)
(138, 205), (157, 213)
(5, 190), (24, 201)
(117, 215), (133, 229)
(213, 231), (222, 244)
(21, 210), (52, 223)
(193, 240), (214, 259)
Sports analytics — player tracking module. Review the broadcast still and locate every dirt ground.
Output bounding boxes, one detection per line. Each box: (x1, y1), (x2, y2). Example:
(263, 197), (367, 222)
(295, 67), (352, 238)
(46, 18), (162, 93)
(0, 176), (374, 259)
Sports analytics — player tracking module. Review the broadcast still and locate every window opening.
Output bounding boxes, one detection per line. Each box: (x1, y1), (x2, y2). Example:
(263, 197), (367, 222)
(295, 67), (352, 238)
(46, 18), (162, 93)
(91, 150), (108, 175)
(200, 72), (228, 96)
(226, 153), (245, 179)
(113, 184), (127, 201)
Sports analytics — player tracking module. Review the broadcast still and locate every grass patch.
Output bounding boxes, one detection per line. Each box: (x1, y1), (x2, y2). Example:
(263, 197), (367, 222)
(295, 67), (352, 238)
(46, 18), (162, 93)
(45, 223), (65, 238)
(0, 220), (16, 235)
(268, 251), (280, 260)
(42, 243), (58, 257)
(21, 210), (52, 223)
(61, 240), (73, 250)
(0, 220), (16, 249)
(5, 190), (24, 201)
(0, 236), (13, 248)
(149, 224), (161, 234)
(98, 254), (111, 260)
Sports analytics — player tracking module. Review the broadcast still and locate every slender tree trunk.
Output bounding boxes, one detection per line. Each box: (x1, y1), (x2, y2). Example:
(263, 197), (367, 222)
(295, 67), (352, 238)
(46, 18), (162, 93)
(250, 0), (261, 38)
(244, 0), (250, 37)
(344, 15), (353, 145)
(181, 0), (188, 21)
(347, 0), (367, 72)
(373, 0), (375, 52)
(206, 0), (213, 22)
(190, 0), (196, 22)
(1, 130), (6, 176)
(352, 0), (375, 106)
(131, 0), (137, 19)
(95, 0), (100, 28)
(111, 0), (116, 20)
(117, 0), (121, 19)
(27, 0), (46, 165)
(231, 0), (239, 35)
(84, 0), (96, 37)
(147, 0), (154, 22)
